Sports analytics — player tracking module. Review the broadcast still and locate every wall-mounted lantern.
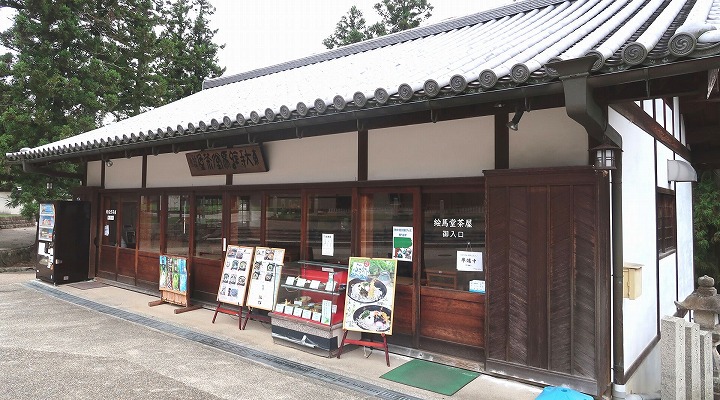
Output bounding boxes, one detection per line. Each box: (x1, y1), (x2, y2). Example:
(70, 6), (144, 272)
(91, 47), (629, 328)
(590, 143), (621, 170)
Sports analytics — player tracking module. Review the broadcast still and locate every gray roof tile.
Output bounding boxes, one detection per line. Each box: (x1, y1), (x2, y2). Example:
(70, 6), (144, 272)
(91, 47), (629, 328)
(8, 0), (720, 162)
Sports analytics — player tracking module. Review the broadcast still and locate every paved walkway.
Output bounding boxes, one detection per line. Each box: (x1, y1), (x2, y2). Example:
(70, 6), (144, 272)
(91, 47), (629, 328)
(0, 270), (541, 399)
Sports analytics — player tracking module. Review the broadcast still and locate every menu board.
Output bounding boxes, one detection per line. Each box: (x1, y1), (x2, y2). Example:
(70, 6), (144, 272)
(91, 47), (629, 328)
(217, 245), (254, 305)
(38, 203), (55, 241)
(245, 247), (285, 311)
(159, 255), (188, 295)
(342, 257), (397, 335)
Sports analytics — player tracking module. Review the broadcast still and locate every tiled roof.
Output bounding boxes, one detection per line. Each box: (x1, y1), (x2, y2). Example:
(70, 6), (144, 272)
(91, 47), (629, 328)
(8, 0), (720, 162)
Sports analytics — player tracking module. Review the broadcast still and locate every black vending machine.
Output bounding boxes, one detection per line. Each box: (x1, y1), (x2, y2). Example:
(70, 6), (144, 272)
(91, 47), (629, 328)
(36, 201), (91, 285)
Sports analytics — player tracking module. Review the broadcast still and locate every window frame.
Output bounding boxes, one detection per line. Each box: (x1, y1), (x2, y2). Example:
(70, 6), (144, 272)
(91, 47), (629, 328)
(657, 187), (677, 257)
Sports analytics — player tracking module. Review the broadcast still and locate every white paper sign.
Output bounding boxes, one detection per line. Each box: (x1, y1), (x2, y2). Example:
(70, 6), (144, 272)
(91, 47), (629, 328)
(309, 280), (321, 290)
(322, 233), (334, 257)
(321, 299), (332, 325)
(285, 276), (296, 285)
(469, 280), (486, 293)
(457, 251), (483, 271)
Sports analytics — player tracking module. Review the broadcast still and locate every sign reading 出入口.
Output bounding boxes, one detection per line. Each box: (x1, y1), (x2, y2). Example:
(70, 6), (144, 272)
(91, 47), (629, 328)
(186, 144), (267, 176)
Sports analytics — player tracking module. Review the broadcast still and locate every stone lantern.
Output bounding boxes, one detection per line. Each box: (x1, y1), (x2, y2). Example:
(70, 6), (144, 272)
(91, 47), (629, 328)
(675, 275), (720, 394)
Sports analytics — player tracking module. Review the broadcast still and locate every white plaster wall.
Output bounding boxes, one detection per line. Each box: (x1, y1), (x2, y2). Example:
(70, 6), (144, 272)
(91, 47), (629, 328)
(609, 108), (658, 373)
(86, 161), (102, 187)
(656, 146), (673, 190)
(509, 107), (587, 168)
(0, 192), (20, 214)
(233, 132), (357, 185)
(104, 157), (143, 189)
(675, 178), (695, 301)
(368, 116), (494, 180)
(146, 152), (225, 188)
(658, 254), (678, 318)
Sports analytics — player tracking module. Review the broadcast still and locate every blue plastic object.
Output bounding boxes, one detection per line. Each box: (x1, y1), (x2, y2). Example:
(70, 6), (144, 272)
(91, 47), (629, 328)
(535, 386), (593, 400)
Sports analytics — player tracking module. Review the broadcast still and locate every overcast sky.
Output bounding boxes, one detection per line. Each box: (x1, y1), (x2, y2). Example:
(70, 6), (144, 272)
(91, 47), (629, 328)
(0, 1), (513, 77)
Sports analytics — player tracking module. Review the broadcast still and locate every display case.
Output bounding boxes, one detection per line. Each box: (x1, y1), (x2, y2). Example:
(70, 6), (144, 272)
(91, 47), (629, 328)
(270, 260), (359, 357)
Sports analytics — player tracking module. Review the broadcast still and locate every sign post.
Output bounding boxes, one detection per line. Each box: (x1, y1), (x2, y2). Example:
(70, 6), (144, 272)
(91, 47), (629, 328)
(149, 255), (201, 313)
(243, 247), (285, 329)
(337, 257), (397, 366)
(212, 245), (254, 329)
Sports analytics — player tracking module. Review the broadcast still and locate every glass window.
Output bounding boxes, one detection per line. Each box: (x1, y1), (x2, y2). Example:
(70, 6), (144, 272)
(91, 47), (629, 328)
(194, 195), (223, 259)
(139, 195), (160, 252)
(102, 197), (118, 246)
(166, 194), (189, 256)
(359, 192), (414, 281)
(657, 189), (676, 255)
(229, 194), (262, 247)
(120, 200), (138, 249)
(422, 191), (485, 291)
(307, 193), (352, 264)
(266, 194), (301, 260)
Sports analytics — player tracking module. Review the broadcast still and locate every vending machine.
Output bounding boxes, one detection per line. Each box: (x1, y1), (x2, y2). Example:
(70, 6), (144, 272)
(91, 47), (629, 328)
(36, 201), (91, 285)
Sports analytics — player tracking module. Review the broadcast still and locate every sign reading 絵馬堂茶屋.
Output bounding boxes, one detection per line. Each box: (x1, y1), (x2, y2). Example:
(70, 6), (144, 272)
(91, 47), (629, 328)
(186, 144), (267, 176)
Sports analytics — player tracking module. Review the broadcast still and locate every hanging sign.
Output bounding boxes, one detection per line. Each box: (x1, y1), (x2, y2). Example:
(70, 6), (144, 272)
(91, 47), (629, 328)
(245, 247), (285, 311)
(457, 251), (483, 271)
(186, 144), (267, 176)
(392, 226), (413, 261)
(217, 245), (254, 305)
(343, 257), (397, 335)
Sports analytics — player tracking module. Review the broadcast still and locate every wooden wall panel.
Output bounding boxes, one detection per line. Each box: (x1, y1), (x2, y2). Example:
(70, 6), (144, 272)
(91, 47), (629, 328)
(98, 246), (115, 275)
(419, 288), (484, 347)
(484, 167), (610, 397)
(191, 257), (222, 302)
(137, 252), (159, 283)
(486, 186), (508, 361)
(393, 285), (414, 335)
(507, 186), (529, 365)
(116, 248), (135, 280)
(548, 185), (573, 374)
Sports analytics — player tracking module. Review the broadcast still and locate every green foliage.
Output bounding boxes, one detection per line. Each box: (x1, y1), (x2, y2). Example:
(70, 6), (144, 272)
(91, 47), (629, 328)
(323, 0), (433, 49)
(693, 170), (720, 284)
(370, 0), (434, 36)
(323, 6), (373, 49)
(0, 0), (224, 217)
(158, 0), (225, 102)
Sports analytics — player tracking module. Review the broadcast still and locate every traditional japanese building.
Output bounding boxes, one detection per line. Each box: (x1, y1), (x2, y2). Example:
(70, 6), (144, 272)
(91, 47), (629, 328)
(8, 0), (720, 397)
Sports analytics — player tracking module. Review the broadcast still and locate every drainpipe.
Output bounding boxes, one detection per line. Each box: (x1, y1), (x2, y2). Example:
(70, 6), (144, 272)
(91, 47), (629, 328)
(547, 56), (625, 398)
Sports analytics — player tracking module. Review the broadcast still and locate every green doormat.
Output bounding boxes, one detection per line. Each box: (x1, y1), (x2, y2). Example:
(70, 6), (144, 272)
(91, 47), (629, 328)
(380, 359), (480, 396)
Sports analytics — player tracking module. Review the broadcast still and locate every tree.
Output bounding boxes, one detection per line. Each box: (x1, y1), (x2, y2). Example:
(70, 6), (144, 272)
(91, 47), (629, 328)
(0, 1), (122, 217)
(694, 170), (720, 285)
(323, 6), (373, 50)
(323, 0), (433, 49)
(370, 0), (434, 36)
(0, 0), (225, 217)
(158, 0), (225, 102)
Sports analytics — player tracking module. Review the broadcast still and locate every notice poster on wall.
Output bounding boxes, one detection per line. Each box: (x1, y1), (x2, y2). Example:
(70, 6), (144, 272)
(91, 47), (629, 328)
(392, 226), (413, 261)
(245, 247), (285, 311)
(343, 257), (397, 335)
(217, 245), (254, 306)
